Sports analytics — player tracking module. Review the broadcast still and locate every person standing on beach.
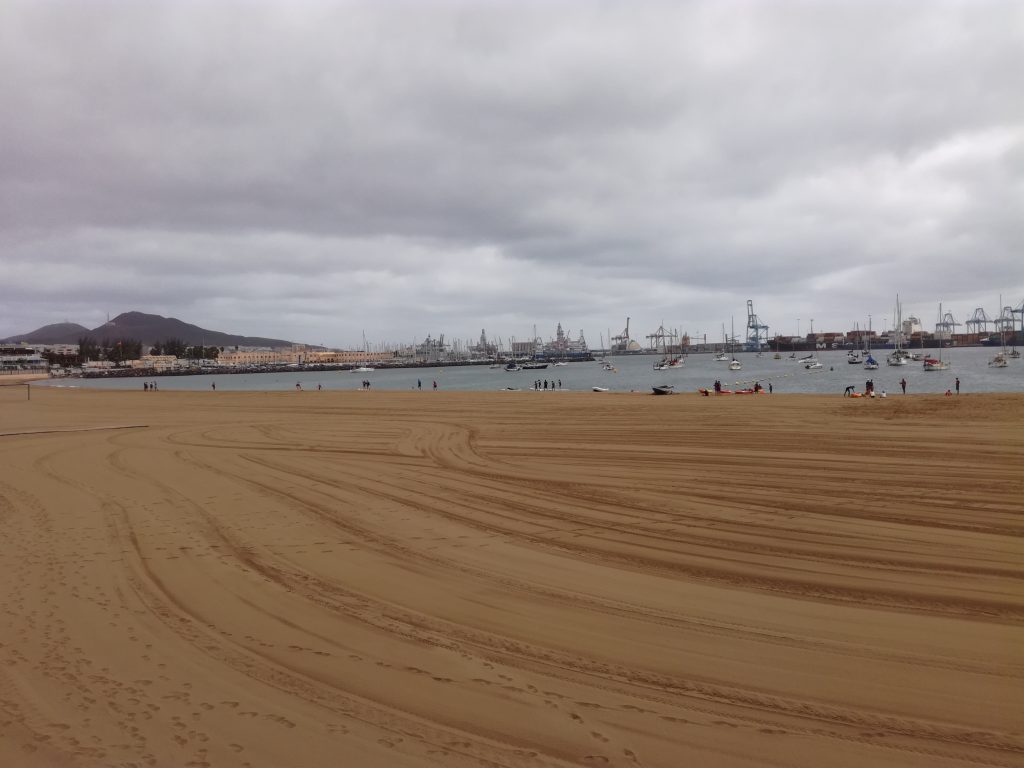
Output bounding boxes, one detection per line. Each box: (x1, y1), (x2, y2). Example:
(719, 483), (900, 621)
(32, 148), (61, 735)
(211, 382), (216, 391)
(144, 382), (148, 391)
(768, 382), (773, 394)
(433, 380), (437, 390)
(296, 381), (301, 391)
(900, 378), (907, 394)
(955, 377), (960, 395)
(417, 379), (422, 390)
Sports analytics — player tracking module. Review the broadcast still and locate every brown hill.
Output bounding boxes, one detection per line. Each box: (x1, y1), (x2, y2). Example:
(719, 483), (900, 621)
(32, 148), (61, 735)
(3, 312), (296, 348)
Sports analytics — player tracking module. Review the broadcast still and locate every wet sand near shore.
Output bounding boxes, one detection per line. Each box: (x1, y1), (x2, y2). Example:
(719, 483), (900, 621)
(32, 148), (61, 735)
(1, 387), (1021, 767)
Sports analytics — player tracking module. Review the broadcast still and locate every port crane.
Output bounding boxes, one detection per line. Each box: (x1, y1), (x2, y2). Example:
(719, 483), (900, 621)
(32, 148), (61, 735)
(964, 307), (993, 335)
(611, 317), (632, 351)
(745, 300), (769, 353)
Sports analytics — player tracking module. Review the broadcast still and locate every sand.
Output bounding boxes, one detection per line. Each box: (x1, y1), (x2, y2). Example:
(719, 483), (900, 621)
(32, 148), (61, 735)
(0, 386), (1021, 768)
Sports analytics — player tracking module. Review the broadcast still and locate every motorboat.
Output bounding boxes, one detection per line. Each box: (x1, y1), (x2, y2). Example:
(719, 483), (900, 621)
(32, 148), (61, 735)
(602, 363), (616, 371)
(652, 385), (675, 395)
(352, 366), (375, 373)
(504, 362), (522, 372)
(804, 360), (823, 370)
(521, 362), (549, 370)
(552, 361), (568, 367)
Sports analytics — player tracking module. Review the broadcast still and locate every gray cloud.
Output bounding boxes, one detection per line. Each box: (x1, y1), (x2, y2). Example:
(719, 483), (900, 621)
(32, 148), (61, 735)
(1, 0), (1022, 347)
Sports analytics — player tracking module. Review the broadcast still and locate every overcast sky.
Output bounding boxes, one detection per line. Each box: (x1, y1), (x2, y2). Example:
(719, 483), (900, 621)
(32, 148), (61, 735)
(2, 0), (1022, 348)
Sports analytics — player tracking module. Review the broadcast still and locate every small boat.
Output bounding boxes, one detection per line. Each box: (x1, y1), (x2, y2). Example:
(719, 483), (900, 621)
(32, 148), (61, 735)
(668, 358), (684, 368)
(886, 350), (910, 366)
(502, 386), (521, 391)
(713, 352), (729, 362)
(923, 304), (952, 371)
(552, 361), (568, 367)
(1010, 349), (1021, 359)
(805, 360), (823, 370)
(728, 359), (742, 370)
(989, 353), (1008, 368)
(352, 366), (375, 373)
(504, 363), (522, 372)
(592, 386), (609, 392)
(522, 362), (549, 370)
(847, 351), (862, 364)
(602, 363), (616, 372)
(652, 385), (675, 395)
(863, 355), (879, 370)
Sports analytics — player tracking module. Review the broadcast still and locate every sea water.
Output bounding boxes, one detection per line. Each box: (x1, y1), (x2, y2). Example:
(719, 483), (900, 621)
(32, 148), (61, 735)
(40, 347), (1024, 395)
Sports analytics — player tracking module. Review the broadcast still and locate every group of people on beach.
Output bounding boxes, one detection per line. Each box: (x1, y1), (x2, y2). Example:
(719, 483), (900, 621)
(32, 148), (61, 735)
(843, 377), (961, 397)
(142, 381), (159, 391)
(534, 379), (561, 390)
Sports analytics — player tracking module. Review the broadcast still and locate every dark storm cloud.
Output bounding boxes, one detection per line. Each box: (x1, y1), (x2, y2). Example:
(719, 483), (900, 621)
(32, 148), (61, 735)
(1, 0), (1021, 345)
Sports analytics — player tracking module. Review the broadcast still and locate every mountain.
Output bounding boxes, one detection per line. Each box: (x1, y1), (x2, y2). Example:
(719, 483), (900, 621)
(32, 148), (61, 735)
(1, 322), (91, 344)
(3, 312), (296, 348)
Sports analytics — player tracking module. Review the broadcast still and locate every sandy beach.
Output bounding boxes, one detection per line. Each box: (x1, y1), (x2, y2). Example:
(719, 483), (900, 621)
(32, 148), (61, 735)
(0, 386), (1021, 768)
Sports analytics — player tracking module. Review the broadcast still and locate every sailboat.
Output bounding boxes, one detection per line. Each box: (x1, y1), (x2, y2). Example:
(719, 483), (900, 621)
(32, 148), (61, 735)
(923, 304), (950, 371)
(728, 318), (742, 370)
(862, 317), (879, 369)
(887, 297), (910, 366)
(990, 295), (1010, 368)
(352, 332), (375, 372)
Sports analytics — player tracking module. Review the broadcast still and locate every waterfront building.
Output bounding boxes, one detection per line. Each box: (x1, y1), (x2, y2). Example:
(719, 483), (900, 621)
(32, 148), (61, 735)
(0, 345), (48, 375)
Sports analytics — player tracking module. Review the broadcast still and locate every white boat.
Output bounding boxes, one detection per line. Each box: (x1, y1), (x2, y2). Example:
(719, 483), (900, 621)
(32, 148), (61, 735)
(804, 360), (823, 370)
(887, 297), (910, 366)
(847, 351), (862, 364)
(989, 294), (1011, 368)
(552, 361), (568, 367)
(352, 366), (375, 373)
(592, 386), (609, 392)
(713, 352), (729, 362)
(726, 319), (741, 370)
(923, 303), (951, 371)
(602, 363), (616, 371)
(653, 356), (682, 370)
